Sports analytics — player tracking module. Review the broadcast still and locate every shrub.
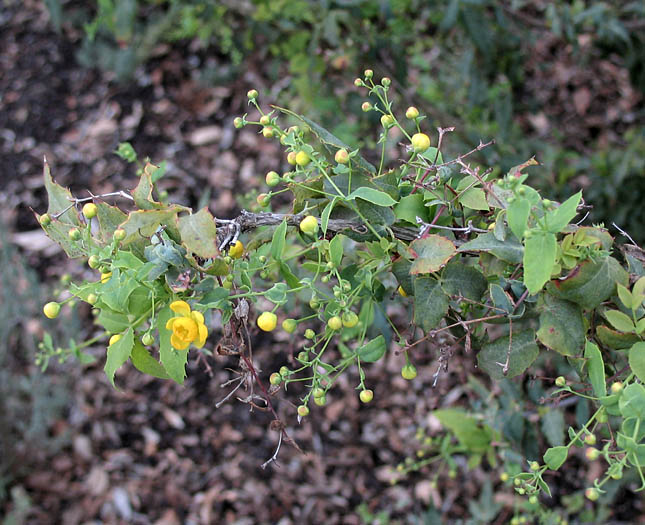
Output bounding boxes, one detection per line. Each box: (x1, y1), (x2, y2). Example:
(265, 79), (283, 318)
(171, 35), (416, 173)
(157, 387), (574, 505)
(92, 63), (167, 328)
(37, 77), (645, 520)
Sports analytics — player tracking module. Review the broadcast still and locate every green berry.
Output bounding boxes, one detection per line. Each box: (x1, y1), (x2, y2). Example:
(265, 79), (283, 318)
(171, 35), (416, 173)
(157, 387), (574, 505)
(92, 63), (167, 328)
(359, 389), (374, 403)
(361, 102), (372, 112)
(262, 127), (274, 139)
(82, 203), (97, 219)
(401, 364), (417, 380)
(380, 114), (394, 128)
(300, 215), (318, 235)
(342, 311), (359, 328)
(43, 302), (61, 319)
(405, 106), (419, 119)
(297, 404), (309, 417)
(381, 77), (391, 87)
(555, 376), (566, 387)
(304, 329), (315, 340)
(233, 117), (244, 128)
(295, 150), (310, 167)
(364, 69), (373, 79)
(279, 366), (289, 377)
(584, 434), (596, 446)
(354, 78), (363, 87)
(113, 228), (126, 241)
(39, 214), (52, 226)
(141, 333), (154, 346)
(313, 395), (326, 406)
(411, 133), (430, 153)
(529, 461), (540, 471)
(335, 149), (349, 164)
(265, 171), (280, 187)
(528, 495), (538, 505)
(88, 255), (100, 269)
(269, 372), (282, 385)
(282, 318), (297, 333)
(611, 381), (624, 394)
(87, 293), (98, 305)
(68, 228), (81, 241)
(312, 388), (325, 399)
(585, 488), (599, 501)
(259, 115), (271, 126)
(247, 89), (258, 100)
(257, 193), (270, 207)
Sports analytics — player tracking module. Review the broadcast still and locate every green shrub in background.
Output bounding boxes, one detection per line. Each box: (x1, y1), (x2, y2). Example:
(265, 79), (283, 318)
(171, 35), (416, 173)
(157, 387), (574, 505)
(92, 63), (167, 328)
(44, 0), (645, 243)
(0, 222), (69, 505)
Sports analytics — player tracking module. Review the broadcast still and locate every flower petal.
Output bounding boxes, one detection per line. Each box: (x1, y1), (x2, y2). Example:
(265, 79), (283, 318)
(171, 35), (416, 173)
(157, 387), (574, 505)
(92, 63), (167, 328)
(195, 323), (208, 348)
(191, 311), (204, 324)
(171, 333), (190, 350)
(170, 300), (191, 316)
(165, 317), (179, 330)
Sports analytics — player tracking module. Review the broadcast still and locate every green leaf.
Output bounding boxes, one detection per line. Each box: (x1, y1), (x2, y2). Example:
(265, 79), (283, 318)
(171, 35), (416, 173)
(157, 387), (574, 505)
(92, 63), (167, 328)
(584, 340), (606, 398)
(440, 261), (488, 301)
(409, 235), (456, 274)
(633, 276), (645, 308)
(628, 342), (645, 384)
(265, 283), (288, 305)
(543, 446), (568, 470)
(604, 310), (635, 332)
(413, 276), (449, 331)
(97, 307), (131, 333)
(536, 294), (585, 356)
(619, 383), (645, 419)
(546, 191), (582, 233)
(104, 327), (134, 388)
(459, 232), (523, 264)
(541, 410), (566, 447)
(489, 284), (513, 314)
(547, 257), (629, 309)
(329, 234), (344, 268)
(100, 269), (139, 313)
(270, 219), (288, 261)
(459, 188), (489, 211)
(43, 161), (80, 226)
(433, 409), (492, 453)
(477, 331), (539, 380)
(96, 202), (128, 242)
(392, 258), (414, 296)
(356, 335), (386, 363)
(132, 173), (163, 210)
(347, 187), (398, 207)
(394, 193), (428, 224)
(523, 231), (557, 294)
(38, 217), (85, 258)
(596, 325), (640, 350)
(177, 208), (218, 258)
(119, 208), (182, 247)
(617, 283), (633, 310)
(506, 198), (530, 240)
(320, 196), (338, 235)
(131, 340), (169, 379)
(158, 306), (188, 384)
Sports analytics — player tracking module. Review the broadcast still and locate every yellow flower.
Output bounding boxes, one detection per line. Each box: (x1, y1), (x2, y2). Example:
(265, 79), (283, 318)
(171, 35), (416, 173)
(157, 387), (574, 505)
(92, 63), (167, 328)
(165, 300), (208, 351)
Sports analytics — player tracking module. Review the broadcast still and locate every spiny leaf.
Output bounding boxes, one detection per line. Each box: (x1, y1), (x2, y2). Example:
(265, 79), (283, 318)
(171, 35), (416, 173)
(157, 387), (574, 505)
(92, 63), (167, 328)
(409, 235), (456, 274)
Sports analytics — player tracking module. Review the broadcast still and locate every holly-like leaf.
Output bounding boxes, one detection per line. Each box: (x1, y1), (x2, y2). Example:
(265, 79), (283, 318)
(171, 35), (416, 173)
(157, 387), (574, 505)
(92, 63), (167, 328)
(356, 335), (386, 363)
(477, 331), (539, 380)
(459, 232), (523, 264)
(536, 294), (585, 356)
(132, 172), (164, 210)
(523, 231), (557, 294)
(131, 340), (169, 379)
(104, 327), (134, 388)
(409, 235), (456, 274)
(96, 202), (127, 242)
(43, 160), (80, 226)
(37, 217), (85, 258)
(441, 261), (488, 301)
(413, 276), (449, 331)
(158, 306), (188, 384)
(547, 257), (629, 309)
(459, 188), (489, 211)
(177, 207), (218, 259)
(584, 340), (606, 398)
(119, 208), (182, 247)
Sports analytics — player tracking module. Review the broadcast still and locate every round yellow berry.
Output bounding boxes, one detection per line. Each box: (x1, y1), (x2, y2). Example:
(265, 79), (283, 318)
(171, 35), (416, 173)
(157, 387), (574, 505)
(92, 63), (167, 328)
(405, 106), (419, 119)
(113, 228), (126, 241)
(262, 127), (274, 139)
(328, 316), (342, 331)
(335, 149), (349, 164)
(411, 133), (431, 153)
(39, 214), (52, 226)
(295, 151), (310, 167)
(299, 215), (318, 235)
(380, 115), (394, 128)
(43, 302), (61, 319)
(87, 293), (98, 305)
(68, 228), (81, 241)
(259, 115), (271, 126)
(297, 404), (310, 417)
(265, 171), (280, 187)
(82, 203), (98, 219)
(585, 488), (599, 501)
(247, 89), (258, 99)
(228, 240), (244, 259)
(287, 151), (297, 165)
(257, 311), (277, 332)
(342, 311), (359, 328)
(401, 364), (417, 380)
